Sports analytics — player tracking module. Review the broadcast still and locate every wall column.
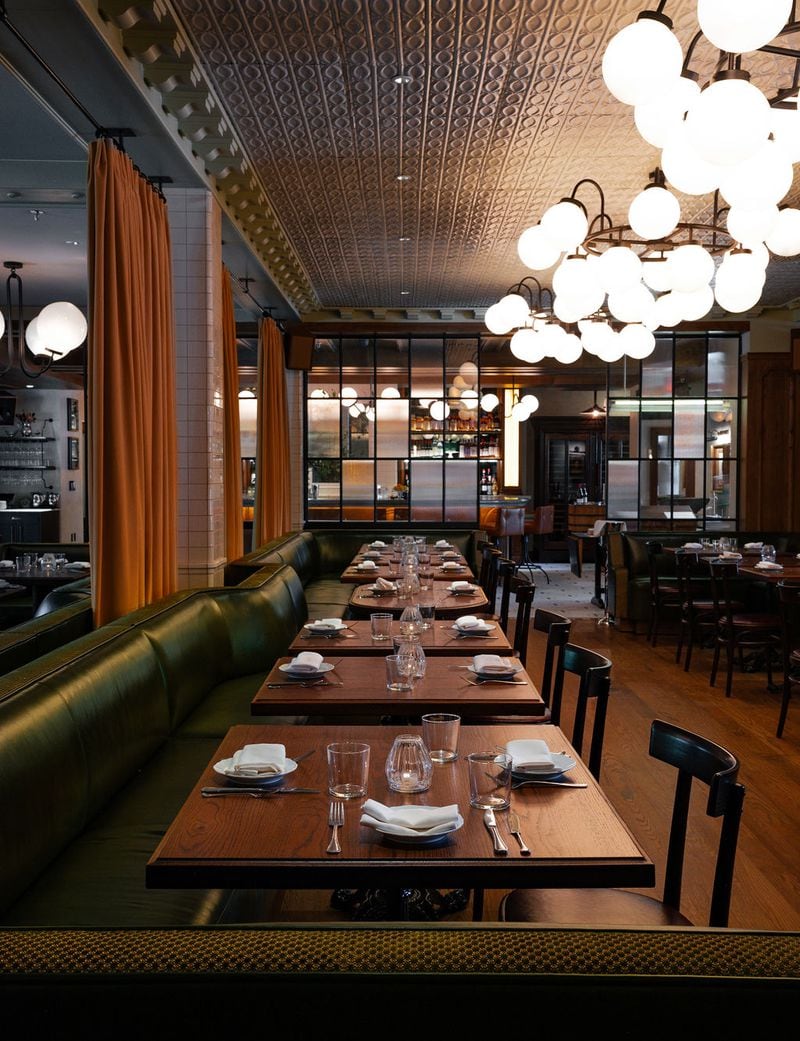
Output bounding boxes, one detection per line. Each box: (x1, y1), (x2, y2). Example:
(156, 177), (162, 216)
(166, 187), (225, 588)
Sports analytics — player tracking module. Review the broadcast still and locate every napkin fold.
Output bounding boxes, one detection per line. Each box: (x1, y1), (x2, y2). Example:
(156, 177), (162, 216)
(374, 577), (397, 591)
(440, 560), (461, 570)
(755, 560), (783, 570)
(360, 799), (460, 836)
(357, 559), (377, 570)
(370, 540), (387, 548)
(66, 561), (91, 570)
(288, 651), (324, 672)
(506, 739), (558, 773)
(683, 542), (703, 550)
(0, 560), (13, 568)
(230, 743), (286, 776)
(744, 542), (763, 551)
(435, 539), (450, 548)
(720, 551), (742, 560)
(455, 615), (482, 630)
(309, 618), (342, 630)
(449, 580), (473, 591)
(473, 653), (515, 674)
(441, 550), (460, 559)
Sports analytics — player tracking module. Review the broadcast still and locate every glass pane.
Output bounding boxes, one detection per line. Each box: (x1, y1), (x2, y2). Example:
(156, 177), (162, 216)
(307, 458), (340, 522)
(672, 460), (706, 517)
(706, 454), (736, 521)
(445, 460), (478, 523)
(307, 399), (339, 457)
(639, 459), (671, 520)
(707, 338), (739, 396)
(641, 337), (673, 397)
(311, 338), (339, 368)
(376, 460), (403, 503)
(342, 459), (374, 521)
(674, 336), (706, 397)
(409, 460), (443, 519)
(640, 401), (673, 459)
(607, 460), (638, 520)
(376, 398), (409, 456)
(341, 400), (374, 458)
(411, 338), (444, 406)
(376, 338), (408, 400)
(608, 355), (641, 398)
(446, 339), (479, 431)
(673, 400), (705, 458)
(608, 400), (638, 459)
(707, 400), (737, 454)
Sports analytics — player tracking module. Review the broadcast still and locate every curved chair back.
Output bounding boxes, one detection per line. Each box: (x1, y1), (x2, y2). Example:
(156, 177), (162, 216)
(509, 575), (535, 665)
(497, 559), (517, 632)
(649, 719), (745, 927)
(550, 644), (612, 780)
(532, 504), (554, 536)
(477, 541), (503, 605)
(707, 558), (742, 626)
(777, 581), (800, 738)
(532, 608), (572, 711)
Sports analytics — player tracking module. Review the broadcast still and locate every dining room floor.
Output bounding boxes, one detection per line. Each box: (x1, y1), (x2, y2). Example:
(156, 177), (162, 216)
(260, 600), (800, 930)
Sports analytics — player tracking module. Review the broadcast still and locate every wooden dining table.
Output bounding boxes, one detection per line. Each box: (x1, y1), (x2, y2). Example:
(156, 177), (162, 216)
(349, 580), (488, 618)
(146, 723), (654, 896)
(341, 545), (474, 584)
(251, 654), (544, 717)
(288, 618), (513, 656)
(737, 554), (800, 583)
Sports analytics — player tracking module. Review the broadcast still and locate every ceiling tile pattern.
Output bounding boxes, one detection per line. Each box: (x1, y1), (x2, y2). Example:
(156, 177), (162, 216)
(169, 0), (800, 313)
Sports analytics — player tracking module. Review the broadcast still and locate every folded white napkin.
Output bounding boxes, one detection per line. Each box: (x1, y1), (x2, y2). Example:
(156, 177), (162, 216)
(683, 542), (703, 550)
(473, 653), (515, 674)
(744, 542), (763, 551)
(442, 550), (460, 559)
(360, 799), (460, 837)
(0, 560), (13, 568)
(435, 539), (450, 548)
(374, 577), (397, 591)
(370, 540), (387, 548)
(506, 739), (557, 773)
(455, 615), (482, 630)
(309, 618), (341, 630)
(66, 561), (91, 569)
(230, 743), (286, 776)
(449, 580), (472, 591)
(441, 560), (461, 570)
(755, 560), (783, 570)
(288, 651), (324, 672)
(721, 551), (742, 560)
(357, 560), (377, 570)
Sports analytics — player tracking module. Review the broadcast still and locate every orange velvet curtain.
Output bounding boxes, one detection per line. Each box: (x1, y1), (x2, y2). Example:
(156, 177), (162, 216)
(253, 316), (291, 545)
(87, 138), (178, 625)
(221, 267), (243, 560)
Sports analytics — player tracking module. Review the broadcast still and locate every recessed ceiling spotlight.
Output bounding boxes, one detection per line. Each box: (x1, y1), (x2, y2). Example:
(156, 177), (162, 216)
(393, 74), (411, 85)
(399, 236), (411, 242)
(65, 240), (80, 246)
(26, 384), (34, 389)
(400, 290), (410, 295)
(396, 174), (410, 182)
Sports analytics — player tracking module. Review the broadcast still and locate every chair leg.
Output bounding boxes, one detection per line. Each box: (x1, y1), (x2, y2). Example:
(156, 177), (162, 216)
(675, 620), (685, 664)
(777, 679), (792, 738)
(710, 639), (721, 687)
(684, 624), (695, 673)
(725, 636), (735, 698)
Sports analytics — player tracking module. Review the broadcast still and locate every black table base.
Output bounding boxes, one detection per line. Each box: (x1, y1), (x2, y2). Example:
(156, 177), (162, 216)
(331, 887), (470, 921)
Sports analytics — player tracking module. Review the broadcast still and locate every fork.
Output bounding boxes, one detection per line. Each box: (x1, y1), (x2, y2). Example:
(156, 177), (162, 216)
(327, 799), (344, 854)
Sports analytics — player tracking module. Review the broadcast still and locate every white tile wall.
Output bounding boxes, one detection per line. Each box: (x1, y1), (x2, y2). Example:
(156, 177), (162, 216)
(286, 368), (304, 529)
(166, 187), (226, 589)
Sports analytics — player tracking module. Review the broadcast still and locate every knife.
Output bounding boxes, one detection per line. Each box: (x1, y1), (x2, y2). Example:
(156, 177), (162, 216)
(507, 811), (531, 855)
(483, 808), (508, 854)
(201, 787), (320, 797)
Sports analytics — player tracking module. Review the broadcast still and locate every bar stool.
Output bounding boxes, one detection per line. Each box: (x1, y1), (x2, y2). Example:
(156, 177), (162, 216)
(519, 505), (554, 584)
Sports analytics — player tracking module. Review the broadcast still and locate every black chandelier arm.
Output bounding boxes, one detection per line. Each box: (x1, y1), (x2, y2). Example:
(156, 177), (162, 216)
(3, 264), (55, 379)
(505, 276), (541, 309)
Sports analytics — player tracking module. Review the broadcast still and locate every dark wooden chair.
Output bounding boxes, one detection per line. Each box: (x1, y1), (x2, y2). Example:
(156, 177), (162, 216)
(533, 608), (573, 713)
(549, 643), (612, 781)
(708, 559), (781, 698)
(674, 549), (716, 672)
(777, 581), (800, 738)
(501, 719), (745, 928)
(507, 574), (535, 666)
(646, 541), (680, 646)
(476, 541), (503, 609)
(519, 504), (554, 584)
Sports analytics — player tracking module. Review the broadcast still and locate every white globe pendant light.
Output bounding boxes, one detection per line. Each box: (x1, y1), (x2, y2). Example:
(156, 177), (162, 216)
(512, 399), (533, 422)
(641, 254), (674, 293)
(770, 105), (800, 164)
(726, 203), (780, 247)
(24, 316), (48, 356)
(497, 293), (530, 330)
(714, 272), (763, 313)
(672, 286), (714, 321)
(765, 207), (800, 256)
(460, 388), (479, 409)
(602, 14), (683, 106)
(668, 244), (715, 292)
(480, 392), (500, 412)
(618, 323), (656, 360)
(718, 250), (767, 295)
(628, 185), (681, 239)
(540, 199), (589, 252)
(459, 361), (479, 385)
(553, 332), (583, 365)
(654, 292), (683, 328)
(553, 294), (589, 324)
(594, 331), (626, 364)
(697, 0), (792, 55)
(517, 224), (562, 270)
(380, 386), (401, 398)
(510, 327), (546, 364)
(718, 139), (794, 208)
(341, 386), (358, 406)
(538, 323), (567, 358)
(596, 246), (642, 293)
(429, 399), (450, 421)
(661, 123), (723, 195)
(685, 74), (770, 167)
(633, 76), (701, 148)
(484, 301), (513, 335)
(607, 283), (655, 324)
(34, 301), (88, 355)
(552, 255), (602, 306)
(520, 394), (540, 414)
(580, 318), (614, 355)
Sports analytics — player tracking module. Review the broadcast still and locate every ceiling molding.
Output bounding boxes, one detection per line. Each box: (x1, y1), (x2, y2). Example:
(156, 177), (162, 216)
(88, 0), (318, 315)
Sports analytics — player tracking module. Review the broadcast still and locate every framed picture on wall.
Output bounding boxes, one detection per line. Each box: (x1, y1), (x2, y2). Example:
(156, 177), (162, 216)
(67, 398), (79, 431)
(67, 437), (79, 470)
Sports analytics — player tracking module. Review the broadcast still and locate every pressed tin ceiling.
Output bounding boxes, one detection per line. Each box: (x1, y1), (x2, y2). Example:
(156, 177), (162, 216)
(162, 1), (800, 314)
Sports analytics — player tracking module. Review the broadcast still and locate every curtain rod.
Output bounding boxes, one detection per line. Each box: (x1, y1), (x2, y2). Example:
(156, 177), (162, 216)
(237, 277), (286, 332)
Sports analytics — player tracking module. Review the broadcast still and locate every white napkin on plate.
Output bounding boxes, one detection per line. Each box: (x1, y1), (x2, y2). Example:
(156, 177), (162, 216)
(755, 560), (783, 570)
(473, 653), (515, 674)
(506, 739), (558, 774)
(309, 618), (341, 630)
(374, 577), (397, 591)
(435, 539), (450, 548)
(683, 542), (703, 550)
(455, 615), (482, 630)
(744, 542), (763, 551)
(370, 540), (387, 548)
(721, 551), (742, 560)
(230, 743), (286, 776)
(66, 561), (91, 570)
(357, 559), (377, 570)
(441, 560), (461, 570)
(442, 550), (460, 558)
(360, 799), (460, 836)
(288, 651), (324, 672)
(449, 580), (473, 591)
(0, 560), (13, 568)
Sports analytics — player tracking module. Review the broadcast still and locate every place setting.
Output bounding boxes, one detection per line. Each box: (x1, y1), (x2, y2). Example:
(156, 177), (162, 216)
(203, 742), (320, 797)
(359, 576), (398, 598)
(300, 618), (355, 640)
(444, 614), (499, 642)
(266, 651), (343, 687)
(463, 653), (528, 686)
(506, 738), (585, 790)
(442, 579), (479, 597)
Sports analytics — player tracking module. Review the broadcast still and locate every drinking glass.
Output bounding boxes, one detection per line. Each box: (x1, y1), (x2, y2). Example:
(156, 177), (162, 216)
(370, 612), (393, 642)
(399, 605), (424, 637)
(41, 553), (56, 571)
(327, 741), (370, 799)
(395, 637), (426, 680)
(719, 537), (730, 552)
(761, 544), (777, 563)
(419, 604), (435, 629)
(421, 713), (460, 763)
(385, 734), (433, 793)
(385, 654), (414, 691)
(467, 751), (512, 809)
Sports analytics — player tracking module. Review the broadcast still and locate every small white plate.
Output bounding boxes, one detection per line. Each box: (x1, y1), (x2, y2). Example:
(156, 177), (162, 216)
(468, 661), (522, 678)
(279, 661), (335, 677)
(304, 622), (347, 633)
(511, 753), (576, 777)
(368, 584), (397, 595)
(448, 583), (477, 593)
(372, 814), (464, 845)
(506, 739), (576, 776)
(213, 757), (298, 787)
(452, 622), (496, 634)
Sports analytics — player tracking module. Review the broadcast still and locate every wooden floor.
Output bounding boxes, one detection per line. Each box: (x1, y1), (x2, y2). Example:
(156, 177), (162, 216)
(269, 614), (800, 930)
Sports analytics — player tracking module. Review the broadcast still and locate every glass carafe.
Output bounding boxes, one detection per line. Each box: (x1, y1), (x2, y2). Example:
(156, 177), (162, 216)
(396, 635), (426, 680)
(399, 605), (424, 638)
(385, 733), (433, 793)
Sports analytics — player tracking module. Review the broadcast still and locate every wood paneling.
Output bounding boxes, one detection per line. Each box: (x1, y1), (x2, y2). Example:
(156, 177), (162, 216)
(743, 351), (800, 530)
